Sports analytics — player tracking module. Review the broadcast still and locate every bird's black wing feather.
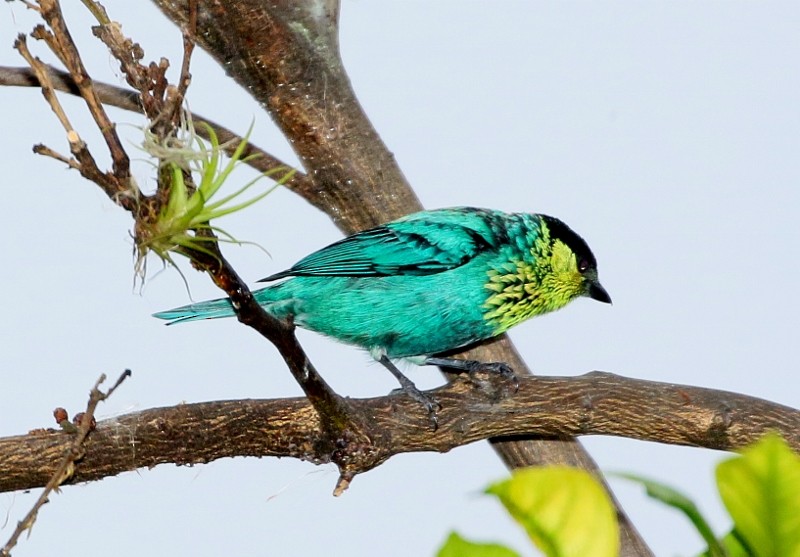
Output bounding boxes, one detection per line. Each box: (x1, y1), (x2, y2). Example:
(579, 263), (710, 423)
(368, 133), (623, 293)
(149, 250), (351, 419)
(260, 208), (500, 281)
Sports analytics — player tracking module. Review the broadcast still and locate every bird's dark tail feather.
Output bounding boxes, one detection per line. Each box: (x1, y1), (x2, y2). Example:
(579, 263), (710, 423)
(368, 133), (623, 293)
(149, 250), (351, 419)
(153, 297), (236, 325)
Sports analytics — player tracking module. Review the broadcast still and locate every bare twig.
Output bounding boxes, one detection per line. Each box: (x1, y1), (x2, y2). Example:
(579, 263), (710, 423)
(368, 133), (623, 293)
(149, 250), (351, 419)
(0, 65), (317, 204)
(13, 37), (74, 133)
(14, 35), (138, 210)
(0, 370), (131, 557)
(175, 0), (196, 106)
(32, 143), (80, 169)
(78, 0), (110, 25)
(35, 0), (131, 180)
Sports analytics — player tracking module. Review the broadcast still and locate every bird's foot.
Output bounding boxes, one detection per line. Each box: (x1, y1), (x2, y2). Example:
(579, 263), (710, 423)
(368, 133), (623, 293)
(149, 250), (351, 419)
(424, 357), (519, 392)
(380, 355), (441, 429)
(393, 383), (441, 429)
(465, 361), (520, 392)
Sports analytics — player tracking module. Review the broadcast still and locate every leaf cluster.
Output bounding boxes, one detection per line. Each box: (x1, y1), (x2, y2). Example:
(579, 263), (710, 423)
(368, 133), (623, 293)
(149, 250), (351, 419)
(439, 434), (800, 557)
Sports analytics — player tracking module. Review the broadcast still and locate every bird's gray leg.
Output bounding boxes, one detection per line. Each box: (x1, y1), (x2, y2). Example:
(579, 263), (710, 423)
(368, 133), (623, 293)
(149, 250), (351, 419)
(378, 355), (441, 427)
(423, 357), (519, 391)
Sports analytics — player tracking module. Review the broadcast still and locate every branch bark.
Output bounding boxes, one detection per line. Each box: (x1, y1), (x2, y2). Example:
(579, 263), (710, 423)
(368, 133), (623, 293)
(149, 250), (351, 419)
(3, 371), (798, 494)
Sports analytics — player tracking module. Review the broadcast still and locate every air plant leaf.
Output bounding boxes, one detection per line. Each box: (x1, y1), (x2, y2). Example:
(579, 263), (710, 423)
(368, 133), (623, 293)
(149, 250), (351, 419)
(134, 115), (294, 280)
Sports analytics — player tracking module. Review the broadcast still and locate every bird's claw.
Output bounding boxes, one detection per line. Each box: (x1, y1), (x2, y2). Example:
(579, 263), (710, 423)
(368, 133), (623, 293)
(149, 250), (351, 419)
(466, 361), (519, 392)
(393, 384), (441, 430)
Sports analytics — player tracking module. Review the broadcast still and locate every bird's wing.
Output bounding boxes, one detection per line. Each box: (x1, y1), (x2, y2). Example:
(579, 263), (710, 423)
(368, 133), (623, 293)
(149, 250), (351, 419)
(260, 208), (500, 281)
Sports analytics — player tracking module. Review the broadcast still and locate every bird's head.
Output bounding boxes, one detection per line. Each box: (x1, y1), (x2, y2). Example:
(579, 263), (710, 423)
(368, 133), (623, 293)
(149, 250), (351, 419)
(537, 215), (611, 306)
(482, 213), (610, 333)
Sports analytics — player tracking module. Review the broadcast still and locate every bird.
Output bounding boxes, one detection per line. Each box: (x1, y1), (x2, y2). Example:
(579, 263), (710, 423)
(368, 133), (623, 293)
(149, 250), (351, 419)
(154, 207), (611, 413)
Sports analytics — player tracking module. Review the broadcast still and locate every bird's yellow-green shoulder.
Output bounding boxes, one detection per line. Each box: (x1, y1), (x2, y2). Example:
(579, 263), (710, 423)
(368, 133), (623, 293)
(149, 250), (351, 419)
(482, 215), (601, 333)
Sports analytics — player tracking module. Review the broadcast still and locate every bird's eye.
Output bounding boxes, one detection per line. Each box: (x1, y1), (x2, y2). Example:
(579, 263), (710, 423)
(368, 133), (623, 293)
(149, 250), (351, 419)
(578, 258), (590, 273)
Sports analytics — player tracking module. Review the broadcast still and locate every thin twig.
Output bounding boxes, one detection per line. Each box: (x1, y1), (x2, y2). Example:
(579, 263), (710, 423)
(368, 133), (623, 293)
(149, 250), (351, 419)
(32, 143), (80, 169)
(36, 0), (131, 180)
(0, 65), (318, 204)
(78, 0), (110, 25)
(13, 35), (137, 210)
(175, 0), (196, 108)
(0, 370), (131, 557)
(14, 36), (74, 134)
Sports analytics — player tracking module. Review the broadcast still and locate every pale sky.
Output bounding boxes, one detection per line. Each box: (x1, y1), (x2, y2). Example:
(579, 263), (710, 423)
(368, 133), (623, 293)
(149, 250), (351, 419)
(2, 2), (799, 555)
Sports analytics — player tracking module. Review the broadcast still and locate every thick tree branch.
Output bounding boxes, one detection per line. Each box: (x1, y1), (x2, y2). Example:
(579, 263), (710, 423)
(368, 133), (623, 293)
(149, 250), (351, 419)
(149, 0), (420, 230)
(2, 371), (798, 495)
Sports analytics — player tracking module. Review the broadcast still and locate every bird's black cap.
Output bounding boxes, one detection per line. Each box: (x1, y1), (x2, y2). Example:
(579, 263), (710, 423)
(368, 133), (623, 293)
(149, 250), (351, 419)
(540, 215), (597, 269)
(540, 215), (611, 304)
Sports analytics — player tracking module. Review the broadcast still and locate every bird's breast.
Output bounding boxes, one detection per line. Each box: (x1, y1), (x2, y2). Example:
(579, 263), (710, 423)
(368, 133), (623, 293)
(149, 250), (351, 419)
(480, 258), (558, 333)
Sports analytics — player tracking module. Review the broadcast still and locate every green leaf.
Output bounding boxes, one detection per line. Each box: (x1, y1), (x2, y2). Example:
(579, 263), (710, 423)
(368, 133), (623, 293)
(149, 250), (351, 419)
(615, 473), (725, 557)
(716, 433), (800, 557)
(486, 466), (618, 557)
(697, 531), (752, 557)
(134, 113), (295, 281)
(436, 532), (521, 557)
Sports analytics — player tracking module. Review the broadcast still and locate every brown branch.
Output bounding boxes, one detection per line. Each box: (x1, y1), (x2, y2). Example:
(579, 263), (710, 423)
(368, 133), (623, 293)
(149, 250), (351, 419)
(2, 371), (797, 496)
(13, 34), (140, 210)
(175, 238), (375, 488)
(151, 0), (420, 230)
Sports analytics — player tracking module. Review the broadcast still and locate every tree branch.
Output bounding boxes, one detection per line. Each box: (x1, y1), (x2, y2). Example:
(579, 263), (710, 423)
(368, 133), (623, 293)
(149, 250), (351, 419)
(2, 371), (797, 495)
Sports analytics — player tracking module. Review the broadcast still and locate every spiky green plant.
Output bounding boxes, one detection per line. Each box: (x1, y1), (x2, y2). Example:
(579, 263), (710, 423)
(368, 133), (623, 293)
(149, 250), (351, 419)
(134, 117), (293, 279)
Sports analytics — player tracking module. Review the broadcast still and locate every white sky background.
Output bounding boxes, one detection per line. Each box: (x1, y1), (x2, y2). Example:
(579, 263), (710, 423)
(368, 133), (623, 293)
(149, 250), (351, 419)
(2, 1), (799, 555)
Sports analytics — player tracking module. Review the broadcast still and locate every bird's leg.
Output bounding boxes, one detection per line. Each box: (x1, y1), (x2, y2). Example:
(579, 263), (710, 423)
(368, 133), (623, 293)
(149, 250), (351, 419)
(423, 357), (520, 391)
(378, 355), (441, 427)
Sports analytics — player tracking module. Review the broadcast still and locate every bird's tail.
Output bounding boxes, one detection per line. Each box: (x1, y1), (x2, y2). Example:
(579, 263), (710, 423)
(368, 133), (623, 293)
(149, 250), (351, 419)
(154, 285), (291, 325)
(153, 297), (237, 325)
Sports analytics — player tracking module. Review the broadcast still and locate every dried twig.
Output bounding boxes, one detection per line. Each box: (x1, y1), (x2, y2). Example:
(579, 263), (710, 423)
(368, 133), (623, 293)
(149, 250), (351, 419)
(0, 65), (318, 204)
(35, 0), (131, 180)
(0, 370), (131, 557)
(14, 34), (137, 209)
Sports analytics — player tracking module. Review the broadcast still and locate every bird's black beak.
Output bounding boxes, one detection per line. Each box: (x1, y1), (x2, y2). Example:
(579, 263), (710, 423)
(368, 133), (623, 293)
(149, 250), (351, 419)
(588, 281), (612, 304)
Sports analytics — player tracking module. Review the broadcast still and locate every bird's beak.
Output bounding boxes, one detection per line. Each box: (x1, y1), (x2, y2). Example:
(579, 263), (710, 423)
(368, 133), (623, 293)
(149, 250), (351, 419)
(588, 281), (612, 304)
